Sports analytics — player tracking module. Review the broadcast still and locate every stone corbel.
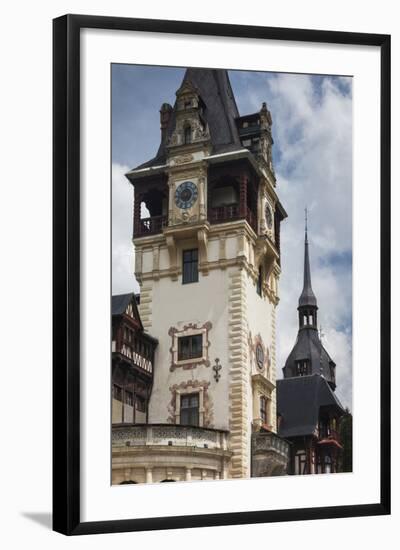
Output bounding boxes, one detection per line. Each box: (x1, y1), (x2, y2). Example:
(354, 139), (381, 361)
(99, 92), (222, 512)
(254, 240), (267, 267)
(197, 228), (209, 275)
(166, 234), (178, 280)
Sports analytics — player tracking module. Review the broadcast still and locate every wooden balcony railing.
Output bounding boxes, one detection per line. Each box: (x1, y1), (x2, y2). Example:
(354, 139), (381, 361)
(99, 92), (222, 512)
(134, 215), (167, 238)
(113, 333), (154, 375)
(133, 207), (257, 237)
(209, 204), (257, 231)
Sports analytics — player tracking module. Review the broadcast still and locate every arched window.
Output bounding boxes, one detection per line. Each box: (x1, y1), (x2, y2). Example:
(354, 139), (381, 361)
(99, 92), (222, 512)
(184, 125), (191, 144)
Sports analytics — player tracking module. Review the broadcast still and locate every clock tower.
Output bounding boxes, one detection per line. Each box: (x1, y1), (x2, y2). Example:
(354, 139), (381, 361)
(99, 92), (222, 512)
(123, 68), (289, 482)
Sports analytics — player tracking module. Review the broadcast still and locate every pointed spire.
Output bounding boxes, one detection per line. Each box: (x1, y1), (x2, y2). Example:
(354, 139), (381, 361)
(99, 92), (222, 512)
(298, 208), (317, 308)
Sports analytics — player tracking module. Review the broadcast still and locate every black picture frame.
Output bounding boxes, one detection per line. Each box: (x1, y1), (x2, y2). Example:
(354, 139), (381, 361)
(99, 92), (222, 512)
(53, 14), (391, 536)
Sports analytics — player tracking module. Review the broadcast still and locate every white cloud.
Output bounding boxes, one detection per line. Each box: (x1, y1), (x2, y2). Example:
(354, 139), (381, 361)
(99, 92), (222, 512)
(112, 163), (139, 295)
(250, 73), (353, 409)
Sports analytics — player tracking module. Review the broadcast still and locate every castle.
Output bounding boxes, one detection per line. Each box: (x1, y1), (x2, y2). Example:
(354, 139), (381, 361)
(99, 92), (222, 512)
(111, 68), (345, 484)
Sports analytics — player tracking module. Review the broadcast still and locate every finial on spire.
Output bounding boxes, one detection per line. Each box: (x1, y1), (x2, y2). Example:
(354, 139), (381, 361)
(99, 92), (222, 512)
(298, 208), (317, 309)
(305, 207), (308, 243)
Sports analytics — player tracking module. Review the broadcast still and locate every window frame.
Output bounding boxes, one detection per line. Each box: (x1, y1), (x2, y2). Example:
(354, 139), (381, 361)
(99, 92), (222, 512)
(180, 392), (200, 426)
(260, 395), (267, 425)
(182, 248), (199, 285)
(177, 333), (203, 361)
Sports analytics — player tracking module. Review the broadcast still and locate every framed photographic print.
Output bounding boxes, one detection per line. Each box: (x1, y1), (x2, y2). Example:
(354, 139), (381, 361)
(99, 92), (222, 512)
(53, 14), (391, 535)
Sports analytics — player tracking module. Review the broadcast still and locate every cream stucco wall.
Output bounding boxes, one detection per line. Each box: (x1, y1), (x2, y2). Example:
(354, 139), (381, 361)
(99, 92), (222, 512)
(147, 260), (231, 431)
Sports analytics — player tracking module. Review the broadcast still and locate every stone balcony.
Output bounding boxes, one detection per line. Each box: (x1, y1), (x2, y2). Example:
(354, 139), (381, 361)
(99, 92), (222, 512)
(112, 424), (232, 484)
(251, 430), (290, 477)
(112, 423), (229, 450)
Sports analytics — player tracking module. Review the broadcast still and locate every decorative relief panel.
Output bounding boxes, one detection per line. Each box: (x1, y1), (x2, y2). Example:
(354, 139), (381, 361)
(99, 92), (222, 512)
(248, 332), (271, 378)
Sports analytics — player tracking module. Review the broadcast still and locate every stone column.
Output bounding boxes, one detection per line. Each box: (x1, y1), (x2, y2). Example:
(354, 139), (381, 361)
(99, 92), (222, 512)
(145, 468), (153, 484)
(185, 468), (192, 482)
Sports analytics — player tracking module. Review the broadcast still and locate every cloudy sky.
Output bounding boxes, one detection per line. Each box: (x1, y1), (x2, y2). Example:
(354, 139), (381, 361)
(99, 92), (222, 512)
(111, 65), (352, 409)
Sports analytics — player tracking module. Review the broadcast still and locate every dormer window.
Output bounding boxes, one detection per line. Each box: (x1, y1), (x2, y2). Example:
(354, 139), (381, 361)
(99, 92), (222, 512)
(184, 125), (191, 144)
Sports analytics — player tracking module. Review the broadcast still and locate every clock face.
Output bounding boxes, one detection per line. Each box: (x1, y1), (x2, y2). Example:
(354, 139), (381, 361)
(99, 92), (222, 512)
(175, 181), (198, 209)
(265, 204), (273, 229)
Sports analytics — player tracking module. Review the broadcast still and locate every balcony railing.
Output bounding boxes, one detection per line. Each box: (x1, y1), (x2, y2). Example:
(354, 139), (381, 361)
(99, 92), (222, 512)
(113, 333), (154, 375)
(210, 204), (257, 231)
(112, 423), (229, 450)
(252, 431), (290, 458)
(135, 215), (167, 237)
(133, 206), (257, 238)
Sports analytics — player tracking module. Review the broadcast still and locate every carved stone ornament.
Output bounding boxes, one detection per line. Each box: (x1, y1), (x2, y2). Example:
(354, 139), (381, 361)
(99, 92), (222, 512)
(168, 321), (212, 371)
(173, 154), (194, 165)
(248, 332), (271, 377)
(167, 379), (214, 427)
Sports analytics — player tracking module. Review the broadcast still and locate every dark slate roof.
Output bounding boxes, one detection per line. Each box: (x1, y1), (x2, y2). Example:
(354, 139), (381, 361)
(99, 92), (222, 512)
(283, 327), (336, 384)
(298, 229), (317, 308)
(277, 375), (345, 438)
(112, 293), (134, 315)
(112, 292), (144, 331)
(132, 68), (245, 171)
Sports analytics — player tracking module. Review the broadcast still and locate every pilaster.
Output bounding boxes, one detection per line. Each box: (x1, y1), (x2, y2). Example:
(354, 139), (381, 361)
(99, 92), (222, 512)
(228, 269), (249, 478)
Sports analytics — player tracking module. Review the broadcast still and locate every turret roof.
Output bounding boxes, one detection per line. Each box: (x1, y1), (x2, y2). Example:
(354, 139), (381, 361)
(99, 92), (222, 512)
(132, 68), (245, 170)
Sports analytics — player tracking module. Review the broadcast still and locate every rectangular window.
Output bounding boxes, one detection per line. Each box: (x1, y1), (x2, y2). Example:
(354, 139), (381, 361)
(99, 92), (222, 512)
(178, 334), (203, 361)
(260, 396), (267, 424)
(295, 451), (307, 475)
(124, 390), (133, 407)
(180, 393), (199, 426)
(113, 384), (122, 401)
(182, 248), (198, 284)
(135, 395), (146, 412)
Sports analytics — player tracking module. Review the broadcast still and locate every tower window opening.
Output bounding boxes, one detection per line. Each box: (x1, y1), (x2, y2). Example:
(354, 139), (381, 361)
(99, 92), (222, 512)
(184, 125), (191, 144)
(296, 360), (310, 377)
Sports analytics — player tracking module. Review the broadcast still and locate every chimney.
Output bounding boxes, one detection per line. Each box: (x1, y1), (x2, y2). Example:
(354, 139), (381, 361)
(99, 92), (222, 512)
(160, 103), (173, 143)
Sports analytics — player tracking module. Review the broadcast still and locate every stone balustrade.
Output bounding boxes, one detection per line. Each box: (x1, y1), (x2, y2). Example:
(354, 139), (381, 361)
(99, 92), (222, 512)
(112, 423), (229, 451)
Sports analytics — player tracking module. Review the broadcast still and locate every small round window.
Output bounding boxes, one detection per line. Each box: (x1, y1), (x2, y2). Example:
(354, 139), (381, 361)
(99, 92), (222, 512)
(256, 344), (264, 369)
